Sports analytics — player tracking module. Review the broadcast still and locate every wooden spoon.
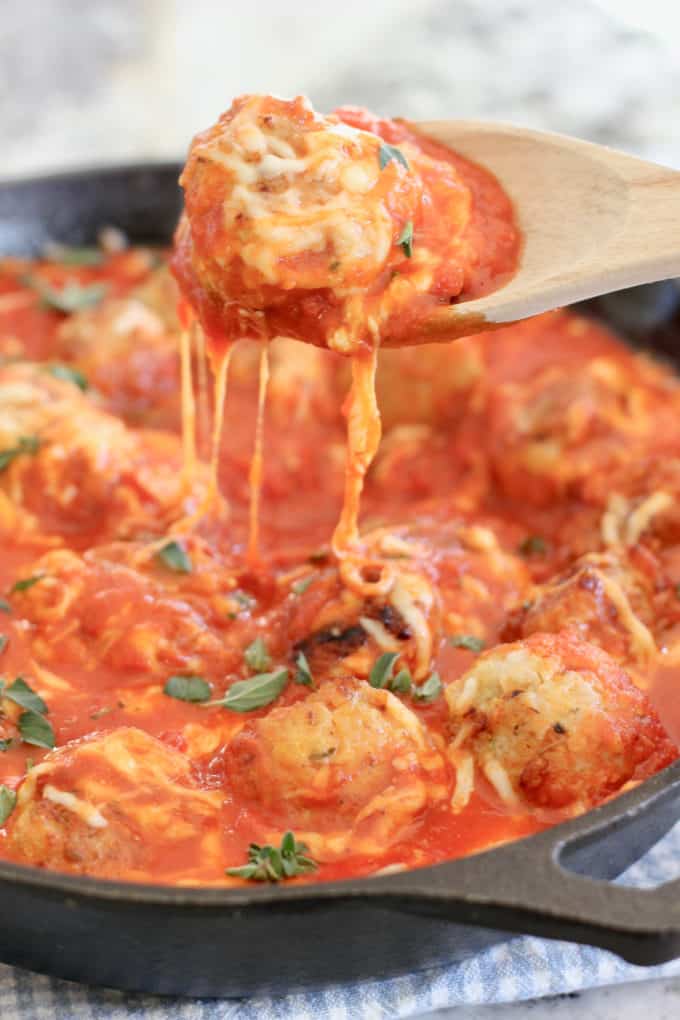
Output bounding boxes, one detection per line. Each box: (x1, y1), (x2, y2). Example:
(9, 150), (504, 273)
(412, 121), (680, 342)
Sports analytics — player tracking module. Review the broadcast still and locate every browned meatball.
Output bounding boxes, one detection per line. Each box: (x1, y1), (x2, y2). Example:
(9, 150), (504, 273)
(504, 552), (658, 672)
(0, 362), (206, 545)
(7, 727), (220, 880)
(224, 678), (449, 860)
(445, 633), (676, 816)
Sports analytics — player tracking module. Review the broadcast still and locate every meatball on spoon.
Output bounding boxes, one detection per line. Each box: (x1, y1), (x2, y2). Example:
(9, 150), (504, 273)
(173, 96), (680, 351)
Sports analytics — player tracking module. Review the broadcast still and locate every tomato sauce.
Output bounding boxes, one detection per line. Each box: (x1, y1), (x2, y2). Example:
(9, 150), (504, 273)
(0, 131), (676, 886)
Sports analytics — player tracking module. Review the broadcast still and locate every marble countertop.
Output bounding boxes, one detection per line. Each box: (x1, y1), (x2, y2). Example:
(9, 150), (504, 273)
(1, 1), (679, 1016)
(1, 0), (679, 178)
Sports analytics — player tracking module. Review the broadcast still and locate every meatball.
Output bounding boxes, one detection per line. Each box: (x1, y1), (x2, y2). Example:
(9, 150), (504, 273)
(55, 296), (180, 428)
(284, 519), (529, 686)
(481, 329), (680, 506)
(505, 552), (658, 672)
(12, 540), (250, 683)
(283, 526), (441, 683)
(224, 678), (449, 859)
(0, 362), (206, 545)
(445, 633), (676, 816)
(7, 727), (221, 879)
(172, 94), (471, 353)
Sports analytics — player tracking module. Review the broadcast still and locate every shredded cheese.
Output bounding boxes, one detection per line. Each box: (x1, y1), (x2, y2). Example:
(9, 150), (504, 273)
(43, 785), (108, 829)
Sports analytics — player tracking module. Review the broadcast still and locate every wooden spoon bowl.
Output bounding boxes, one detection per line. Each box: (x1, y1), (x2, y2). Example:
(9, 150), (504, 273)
(412, 121), (680, 343)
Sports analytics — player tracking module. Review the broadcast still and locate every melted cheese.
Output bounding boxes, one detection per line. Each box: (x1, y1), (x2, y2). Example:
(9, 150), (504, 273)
(333, 347), (382, 568)
(594, 568), (657, 663)
(208, 342), (234, 500)
(43, 785), (108, 829)
(602, 490), (673, 547)
(194, 96), (393, 286)
(179, 325), (197, 486)
(247, 341), (270, 564)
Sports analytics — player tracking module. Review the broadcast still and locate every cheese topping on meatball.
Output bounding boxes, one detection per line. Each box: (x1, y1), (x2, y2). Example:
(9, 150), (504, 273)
(445, 633), (676, 817)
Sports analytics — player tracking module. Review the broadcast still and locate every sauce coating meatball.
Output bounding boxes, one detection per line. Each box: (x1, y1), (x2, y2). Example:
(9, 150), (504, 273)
(504, 552), (658, 673)
(0, 362), (204, 546)
(445, 633), (676, 816)
(7, 727), (221, 880)
(224, 677), (450, 860)
(172, 94), (483, 353)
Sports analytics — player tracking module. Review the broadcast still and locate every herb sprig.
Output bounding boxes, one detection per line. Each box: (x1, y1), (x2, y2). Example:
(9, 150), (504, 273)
(10, 574), (45, 594)
(207, 669), (289, 713)
(449, 634), (485, 653)
(48, 363), (88, 391)
(0, 785), (16, 826)
(378, 143), (409, 171)
(45, 245), (104, 267)
(164, 675), (211, 703)
(226, 831), (317, 882)
(0, 435), (40, 473)
(412, 672), (443, 703)
(294, 651), (314, 687)
(244, 636), (271, 672)
(369, 652), (442, 703)
(291, 574), (315, 596)
(156, 540), (192, 574)
(0, 676), (55, 750)
(22, 275), (108, 313)
(397, 221), (414, 258)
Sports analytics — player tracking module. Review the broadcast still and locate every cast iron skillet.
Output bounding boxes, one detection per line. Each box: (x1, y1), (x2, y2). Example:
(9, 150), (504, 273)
(0, 165), (679, 997)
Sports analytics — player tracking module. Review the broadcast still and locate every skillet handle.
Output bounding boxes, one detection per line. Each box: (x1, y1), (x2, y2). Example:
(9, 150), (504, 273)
(373, 769), (680, 966)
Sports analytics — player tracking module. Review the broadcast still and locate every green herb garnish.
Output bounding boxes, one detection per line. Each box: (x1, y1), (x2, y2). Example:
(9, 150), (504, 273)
(18, 710), (55, 749)
(46, 245), (104, 267)
(368, 653), (415, 694)
(0, 636), (6, 655)
(3, 677), (47, 715)
(518, 535), (547, 557)
(390, 668), (412, 694)
(209, 669), (289, 713)
(294, 651), (314, 687)
(226, 830), (317, 882)
(164, 675), (211, 703)
(412, 672), (443, 703)
(10, 574), (45, 594)
(48, 363), (88, 391)
(0, 785), (16, 826)
(291, 575), (316, 596)
(369, 651), (400, 689)
(23, 275), (108, 313)
(397, 220), (414, 258)
(0, 435), (41, 473)
(0, 600), (10, 614)
(450, 634), (485, 653)
(378, 143), (409, 172)
(0, 676), (54, 750)
(244, 636), (271, 673)
(156, 540), (192, 574)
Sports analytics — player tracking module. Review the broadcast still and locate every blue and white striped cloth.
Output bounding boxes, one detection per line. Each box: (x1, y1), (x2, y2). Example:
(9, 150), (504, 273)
(2, 822), (679, 1019)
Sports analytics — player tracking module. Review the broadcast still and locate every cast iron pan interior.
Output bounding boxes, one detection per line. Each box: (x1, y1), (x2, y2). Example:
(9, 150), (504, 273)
(0, 165), (678, 997)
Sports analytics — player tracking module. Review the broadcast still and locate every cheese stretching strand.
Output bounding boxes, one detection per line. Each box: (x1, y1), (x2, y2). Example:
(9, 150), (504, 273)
(247, 340), (270, 565)
(171, 93), (521, 593)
